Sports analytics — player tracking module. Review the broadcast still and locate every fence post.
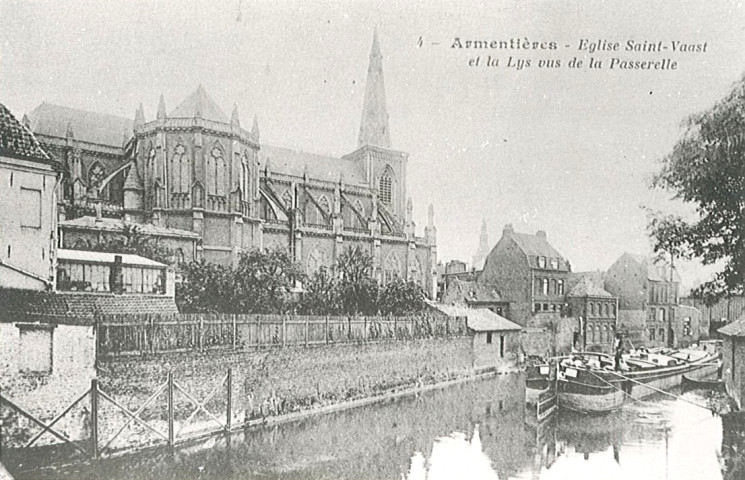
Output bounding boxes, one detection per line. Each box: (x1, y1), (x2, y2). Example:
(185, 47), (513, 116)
(347, 316), (352, 340)
(305, 316), (309, 348)
(90, 378), (99, 459)
(394, 316), (398, 340)
(232, 315), (237, 350)
(199, 316), (204, 351)
(226, 368), (233, 432)
(149, 315), (156, 354)
(257, 316), (262, 349)
(282, 316), (287, 348)
(325, 316), (329, 344)
(364, 316), (367, 341)
(166, 372), (174, 446)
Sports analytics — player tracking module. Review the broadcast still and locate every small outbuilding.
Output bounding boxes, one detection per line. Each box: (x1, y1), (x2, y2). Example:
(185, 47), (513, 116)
(719, 315), (745, 410)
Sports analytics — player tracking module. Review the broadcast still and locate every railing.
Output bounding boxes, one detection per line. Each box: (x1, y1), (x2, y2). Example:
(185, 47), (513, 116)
(344, 226), (370, 234)
(97, 313), (467, 358)
(170, 192), (191, 209)
(207, 194), (227, 212)
(304, 222), (332, 231)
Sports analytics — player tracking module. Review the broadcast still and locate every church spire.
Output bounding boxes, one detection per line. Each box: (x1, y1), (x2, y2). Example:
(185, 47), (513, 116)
(157, 94), (167, 120)
(358, 28), (391, 149)
(472, 219), (490, 270)
(230, 103), (240, 127)
(251, 114), (260, 139)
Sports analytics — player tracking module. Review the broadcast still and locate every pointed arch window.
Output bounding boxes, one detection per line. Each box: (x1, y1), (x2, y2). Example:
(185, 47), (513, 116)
(384, 253), (401, 285)
(88, 162), (106, 188)
(307, 247), (328, 275)
(208, 146), (226, 196)
(318, 195), (330, 214)
(170, 144), (190, 193)
(379, 167), (393, 205)
(282, 189), (293, 210)
(242, 152), (251, 199)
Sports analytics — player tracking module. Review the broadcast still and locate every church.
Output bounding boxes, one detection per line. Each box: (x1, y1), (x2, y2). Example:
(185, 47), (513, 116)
(23, 32), (438, 297)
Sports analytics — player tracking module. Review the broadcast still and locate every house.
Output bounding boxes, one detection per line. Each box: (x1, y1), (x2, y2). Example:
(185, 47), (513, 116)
(441, 278), (509, 317)
(681, 295), (745, 338)
(478, 224), (571, 326)
(719, 315), (745, 410)
(430, 303), (523, 370)
(0, 102), (61, 290)
(566, 275), (618, 352)
(605, 253), (681, 347)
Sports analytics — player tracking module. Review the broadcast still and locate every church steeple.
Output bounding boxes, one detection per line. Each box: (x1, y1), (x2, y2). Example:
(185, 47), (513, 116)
(358, 28), (391, 149)
(472, 219), (490, 270)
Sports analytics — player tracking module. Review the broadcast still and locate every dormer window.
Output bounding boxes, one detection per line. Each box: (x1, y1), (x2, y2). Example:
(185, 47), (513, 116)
(538, 256), (546, 269)
(550, 258), (558, 270)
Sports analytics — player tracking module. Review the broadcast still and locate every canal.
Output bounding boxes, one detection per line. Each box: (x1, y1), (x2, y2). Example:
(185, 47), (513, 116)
(11, 373), (738, 480)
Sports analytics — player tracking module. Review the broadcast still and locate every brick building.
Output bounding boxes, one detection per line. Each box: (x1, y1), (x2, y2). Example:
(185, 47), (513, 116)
(23, 32), (437, 296)
(565, 275), (618, 352)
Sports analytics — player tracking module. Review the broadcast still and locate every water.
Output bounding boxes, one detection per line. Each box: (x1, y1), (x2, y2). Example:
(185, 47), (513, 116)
(10, 374), (735, 480)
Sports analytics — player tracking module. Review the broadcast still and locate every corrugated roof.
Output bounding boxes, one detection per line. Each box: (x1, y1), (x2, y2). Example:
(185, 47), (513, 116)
(59, 217), (200, 239)
(0, 289), (179, 325)
(0, 103), (53, 163)
(567, 276), (613, 298)
(169, 85), (229, 123)
(58, 249), (167, 268)
(429, 302), (522, 331)
(260, 145), (366, 185)
(27, 102), (132, 147)
(719, 314), (745, 337)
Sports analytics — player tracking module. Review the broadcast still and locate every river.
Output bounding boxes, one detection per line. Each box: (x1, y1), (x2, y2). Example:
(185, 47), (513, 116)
(11, 373), (736, 480)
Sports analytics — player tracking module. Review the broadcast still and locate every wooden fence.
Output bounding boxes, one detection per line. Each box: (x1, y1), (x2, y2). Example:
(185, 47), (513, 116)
(96, 313), (468, 358)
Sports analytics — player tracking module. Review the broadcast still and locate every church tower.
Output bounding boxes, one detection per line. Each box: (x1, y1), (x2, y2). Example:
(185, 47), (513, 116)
(358, 29), (391, 149)
(472, 219), (490, 270)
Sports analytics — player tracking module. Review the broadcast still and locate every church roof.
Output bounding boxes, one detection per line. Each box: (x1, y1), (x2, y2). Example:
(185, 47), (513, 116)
(27, 102), (132, 147)
(260, 144), (366, 185)
(0, 103), (53, 163)
(169, 85), (229, 123)
(358, 29), (391, 149)
(567, 276), (613, 298)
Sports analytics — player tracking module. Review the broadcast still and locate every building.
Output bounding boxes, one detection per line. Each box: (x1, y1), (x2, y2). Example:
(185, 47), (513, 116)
(681, 295), (745, 337)
(605, 253), (681, 347)
(478, 224), (571, 327)
(565, 275), (618, 352)
(441, 278), (509, 317)
(0, 102), (61, 290)
(25, 32), (437, 296)
(719, 315), (745, 410)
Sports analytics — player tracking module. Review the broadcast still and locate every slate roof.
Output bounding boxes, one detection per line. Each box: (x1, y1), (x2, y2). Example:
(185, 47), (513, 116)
(0, 289), (179, 325)
(507, 230), (569, 270)
(441, 279), (502, 305)
(429, 302), (522, 332)
(170, 85), (229, 123)
(0, 103), (53, 163)
(123, 164), (144, 190)
(27, 102), (132, 147)
(59, 217), (200, 239)
(260, 144), (367, 185)
(567, 276), (613, 298)
(719, 314), (745, 337)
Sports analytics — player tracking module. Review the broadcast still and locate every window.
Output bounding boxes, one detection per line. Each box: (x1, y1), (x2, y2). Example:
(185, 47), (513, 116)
(659, 328), (665, 342)
(208, 147), (226, 196)
(379, 168), (393, 205)
(556, 279), (565, 296)
(500, 335), (505, 357)
(650, 328), (655, 340)
(659, 308), (666, 322)
(612, 304), (616, 315)
(550, 258), (558, 270)
(590, 303), (596, 316)
(534, 278), (542, 295)
(538, 256), (546, 269)
(318, 195), (330, 213)
(88, 162), (106, 188)
(535, 303), (541, 313)
(542, 278), (549, 295)
(17, 323), (55, 374)
(650, 307), (656, 322)
(683, 317), (692, 336)
(486, 332), (493, 344)
(20, 188), (42, 228)
(550, 279), (557, 296)
(282, 189), (293, 209)
(170, 144), (190, 193)
(383, 254), (401, 285)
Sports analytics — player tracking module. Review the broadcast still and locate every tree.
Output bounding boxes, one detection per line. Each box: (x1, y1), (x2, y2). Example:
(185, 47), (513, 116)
(378, 277), (425, 315)
(334, 245), (379, 315)
(234, 247), (304, 313)
(649, 74), (745, 304)
(298, 267), (340, 315)
(176, 261), (237, 313)
(89, 224), (173, 264)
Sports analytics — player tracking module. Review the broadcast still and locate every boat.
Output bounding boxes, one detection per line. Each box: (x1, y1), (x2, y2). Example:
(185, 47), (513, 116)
(525, 359), (557, 422)
(681, 374), (724, 391)
(557, 348), (720, 414)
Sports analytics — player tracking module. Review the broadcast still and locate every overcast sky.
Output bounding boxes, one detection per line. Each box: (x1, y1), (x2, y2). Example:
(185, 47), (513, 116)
(2, 0), (744, 290)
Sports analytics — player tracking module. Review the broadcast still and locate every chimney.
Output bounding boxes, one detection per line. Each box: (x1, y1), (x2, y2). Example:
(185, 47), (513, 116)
(503, 224), (514, 237)
(110, 255), (124, 294)
(536, 230), (546, 239)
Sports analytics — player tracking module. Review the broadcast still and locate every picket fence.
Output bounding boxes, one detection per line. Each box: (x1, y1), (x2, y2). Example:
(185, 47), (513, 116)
(96, 313), (468, 358)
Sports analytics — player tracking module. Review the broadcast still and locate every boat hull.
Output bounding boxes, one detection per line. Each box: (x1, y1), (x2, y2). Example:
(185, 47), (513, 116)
(557, 352), (719, 413)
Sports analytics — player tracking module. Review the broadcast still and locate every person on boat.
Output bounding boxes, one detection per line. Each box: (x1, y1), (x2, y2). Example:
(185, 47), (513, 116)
(614, 334), (624, 371)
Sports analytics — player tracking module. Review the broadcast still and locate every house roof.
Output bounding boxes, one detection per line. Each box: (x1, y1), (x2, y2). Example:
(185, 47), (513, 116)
(506, 230), (569, 271)
(260, 144), (367, 185)
(442, 279), (502, 304)
(0, 289), (179, 325)
(58, 249), (167, 268)
(428, 302), (522, 331)
(27, 102), (132, 147)
(618, 253), (682, 283)
(169, 85), (229, 123)
(567, 276), (613, 298)
(59, 216), (201, 239)
(719, 314), (745, 337)
(0, 103), (53, 163)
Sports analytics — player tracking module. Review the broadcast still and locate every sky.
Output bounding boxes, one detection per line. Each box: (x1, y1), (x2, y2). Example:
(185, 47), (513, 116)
(2, 0), (745, 291)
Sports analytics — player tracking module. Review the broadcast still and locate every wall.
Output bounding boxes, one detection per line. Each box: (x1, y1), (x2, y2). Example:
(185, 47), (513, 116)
(0, 322), (96, 447)
(723, 336), (745, 410)
(616, 309), (646, 346)
(605, 255), (646, 310)
(478, 234), (531, 326)
(0, 156), (57, 289)
(472, 330), (521, 368)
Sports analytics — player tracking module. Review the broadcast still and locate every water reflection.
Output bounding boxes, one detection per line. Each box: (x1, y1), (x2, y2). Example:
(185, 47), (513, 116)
(10, 375), (735, 480)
